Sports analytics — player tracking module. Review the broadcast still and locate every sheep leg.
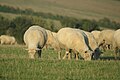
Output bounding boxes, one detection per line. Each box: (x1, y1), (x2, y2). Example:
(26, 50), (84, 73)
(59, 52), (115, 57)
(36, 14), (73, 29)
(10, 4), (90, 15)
(114, 47), (118, 60)
(63, 51), (69, 59)
(75, 53), (79, 60)
(58, 51), (61, 60)
(68, 52), (71, 60)
(73, 49), (79, 60)
(74, 53), (79, 60)
(37, 50), (42, 58)
(68, 49), (72, 60)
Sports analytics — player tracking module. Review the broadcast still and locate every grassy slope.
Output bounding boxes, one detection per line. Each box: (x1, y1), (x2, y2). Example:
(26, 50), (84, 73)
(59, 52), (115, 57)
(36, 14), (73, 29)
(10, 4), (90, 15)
(0, 12), (19, 19)
(0, 0), (120, 22)
(0, 45), (120, 80)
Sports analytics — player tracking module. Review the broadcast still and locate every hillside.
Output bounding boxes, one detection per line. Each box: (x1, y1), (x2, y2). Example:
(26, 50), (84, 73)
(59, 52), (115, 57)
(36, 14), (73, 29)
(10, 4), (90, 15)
(0, 0), (120, 22)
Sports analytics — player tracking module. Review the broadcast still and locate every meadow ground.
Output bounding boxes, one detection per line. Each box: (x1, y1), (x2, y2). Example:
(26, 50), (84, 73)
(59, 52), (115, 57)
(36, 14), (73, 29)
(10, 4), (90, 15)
(0, 0), (120, 22)
(0, 45), (120, 80)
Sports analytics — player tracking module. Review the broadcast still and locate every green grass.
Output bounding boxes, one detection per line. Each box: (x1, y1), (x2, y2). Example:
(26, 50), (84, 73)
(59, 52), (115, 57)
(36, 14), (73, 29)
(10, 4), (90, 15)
(0, 12), (19, 20)
(0, 0), (120, 22)
(0, 45), (120, 80)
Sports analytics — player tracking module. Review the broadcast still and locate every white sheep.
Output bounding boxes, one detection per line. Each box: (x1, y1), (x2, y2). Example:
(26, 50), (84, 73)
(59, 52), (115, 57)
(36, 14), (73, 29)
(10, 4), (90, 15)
(83, 31), (101, 59)
(23, 25), (47, 59)
(45, 30), (62, 59)
(113, 29), (120, 59)
(57, 27), (93, 61)
(91, 30), (101, 44)
(98, 29), (115, 51)
(0, 35), (17, 45)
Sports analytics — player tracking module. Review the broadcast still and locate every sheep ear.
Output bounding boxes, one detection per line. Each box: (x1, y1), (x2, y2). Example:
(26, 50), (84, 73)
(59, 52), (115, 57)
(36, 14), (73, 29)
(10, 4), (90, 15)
(36, 48), (40, 50)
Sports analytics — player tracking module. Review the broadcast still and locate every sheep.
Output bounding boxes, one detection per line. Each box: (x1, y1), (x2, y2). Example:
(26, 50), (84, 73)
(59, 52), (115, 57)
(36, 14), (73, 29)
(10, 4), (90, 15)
(83, 31), (101, 59)
(113, 29), (120, 59)
(98, 29), (115, 51)
(52, 32), (57, 38)
(71, 29), (101, 60)
(45, 30), (62, 59)
(0, 35), (17, 45)
(91, 30), (101, 44)
(57, 27), (93, 61)
(51, 32), (63, 59)
(23, 25), (47, 59)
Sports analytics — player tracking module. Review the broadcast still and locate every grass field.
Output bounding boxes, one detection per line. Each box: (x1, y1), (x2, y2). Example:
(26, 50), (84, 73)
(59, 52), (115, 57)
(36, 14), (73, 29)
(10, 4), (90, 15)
(0, 0), (120, 22)
(0, 12), (19, 20)
(0, 45), (120, 80)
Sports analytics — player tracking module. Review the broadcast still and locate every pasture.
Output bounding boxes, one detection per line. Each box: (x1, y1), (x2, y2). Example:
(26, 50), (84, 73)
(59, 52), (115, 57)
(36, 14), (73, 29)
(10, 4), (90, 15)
(0, 45), (120, 80)
(0, 0), (120, 22)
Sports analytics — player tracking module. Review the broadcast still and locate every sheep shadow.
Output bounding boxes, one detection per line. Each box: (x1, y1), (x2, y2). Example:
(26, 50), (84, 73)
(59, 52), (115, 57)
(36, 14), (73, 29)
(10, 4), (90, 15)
(99, 56), (120, 60)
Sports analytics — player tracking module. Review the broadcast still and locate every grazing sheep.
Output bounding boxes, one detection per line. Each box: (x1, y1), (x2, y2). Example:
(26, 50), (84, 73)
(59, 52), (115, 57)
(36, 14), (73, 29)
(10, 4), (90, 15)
(45, 30), (62, 59)
(98, 29), (115, 51)
(0, 35), (17, 45)
(52, 32), (57, 38)
(83, 31), (101, 59)
(52, 32), (63, 59)
(57, 27), (93, 61)
(91, 30), (101, 44)
(23, 25), (47, 59)
(113, 29), (120, 59)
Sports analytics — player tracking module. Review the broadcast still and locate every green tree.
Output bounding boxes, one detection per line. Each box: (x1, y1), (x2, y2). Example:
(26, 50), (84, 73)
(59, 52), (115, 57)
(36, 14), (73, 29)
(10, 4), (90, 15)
(31, 16), (46, 27)
(12, 15), (33, 43)
(0, 15), (11, 35)
(51, 20), (63, 32)
(81, 19), (98, 31)
(98, 17), (111, 29)
(44, 19), (53, 30)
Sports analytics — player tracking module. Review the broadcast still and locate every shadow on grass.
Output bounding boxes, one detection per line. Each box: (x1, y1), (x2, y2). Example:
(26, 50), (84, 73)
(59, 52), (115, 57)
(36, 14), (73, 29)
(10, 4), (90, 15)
(100, 56), (120, 60)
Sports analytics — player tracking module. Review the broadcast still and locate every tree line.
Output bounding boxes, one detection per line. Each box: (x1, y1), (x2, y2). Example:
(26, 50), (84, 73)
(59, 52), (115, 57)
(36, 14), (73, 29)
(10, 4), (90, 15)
(0, 15), (63, 43)
(0, 4), (120, 44)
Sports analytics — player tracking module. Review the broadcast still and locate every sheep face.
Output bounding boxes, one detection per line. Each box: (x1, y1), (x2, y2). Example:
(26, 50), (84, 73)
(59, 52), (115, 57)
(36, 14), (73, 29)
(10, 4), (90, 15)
(92, 48), (102, 60)
(83, 50), (92, 61)
(28, 49), (36, 59)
